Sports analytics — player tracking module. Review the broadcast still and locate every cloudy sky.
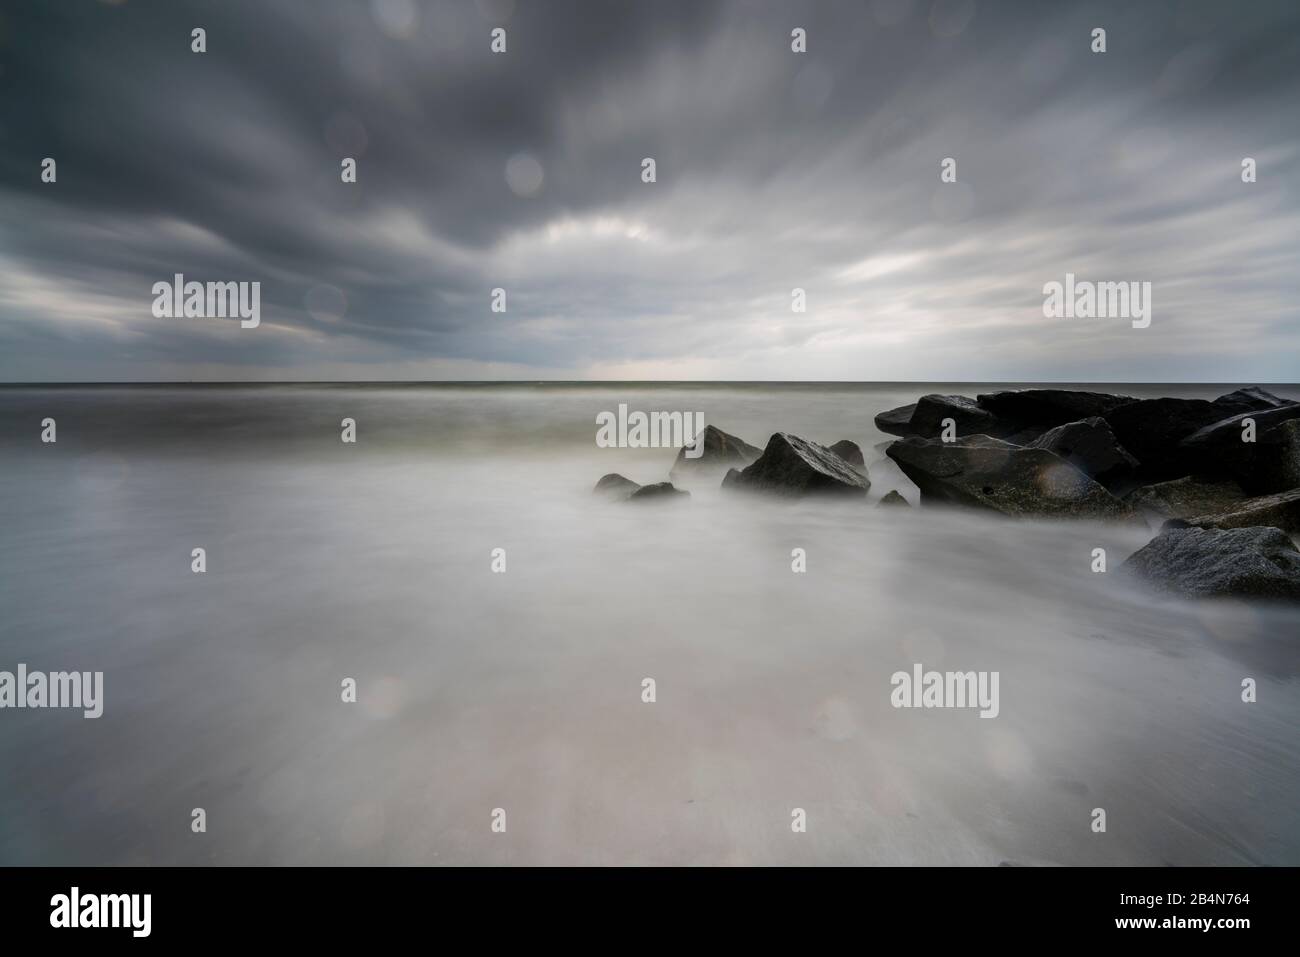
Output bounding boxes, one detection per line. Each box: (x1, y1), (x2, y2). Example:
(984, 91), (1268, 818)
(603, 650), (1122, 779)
(1, 0), (1298, 382)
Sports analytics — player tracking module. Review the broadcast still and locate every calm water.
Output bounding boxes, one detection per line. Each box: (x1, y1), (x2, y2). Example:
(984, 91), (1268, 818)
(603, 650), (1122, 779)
(1, 383), (1298, 865)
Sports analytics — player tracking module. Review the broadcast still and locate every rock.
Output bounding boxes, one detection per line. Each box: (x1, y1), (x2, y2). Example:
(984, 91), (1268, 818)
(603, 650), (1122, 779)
(1026, 417), (1138, 488)
(877, 490), (910, 507)
(1121, 525), (1300, 601)
(908, 394), (997, 439)
(1182, 488), (1300, 534)
(593, 473), (641, 500)
(874, 403), (918, 437)
(669, 424), (761, 480)
(628, 481), (690, 502)
(976, 389), (1133, 429)
(1126, 476), (1247, 521)
(885, 435), (1128, 518)
(1212, 386), (1295, 415)
(827, 439), (865, 470)
(720, 468), (742, 489)
(1103, 398), (1237, 479)
(726, 433), (870, 498)
(1179, 408), (1300, 494)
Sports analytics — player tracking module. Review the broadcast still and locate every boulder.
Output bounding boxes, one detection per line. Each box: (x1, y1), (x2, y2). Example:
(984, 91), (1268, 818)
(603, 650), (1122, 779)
(908, 394), (997, 439)
(726, 433), (870, 498)
(669, 424), (761, 480)
(628, 482), (690, 502)
(1182, 488), (1300, 534)
(877, 490), (910, 507)
(885, 435), (1128, 518)
(827, 439), (865, 471)
(1126, 476), (1246, 521)
(976, 389), (1133, 429)
(874, 402), (918, 437)
(1179, 408), (1300, 494)
(593, 473), (641, 501)
(721, 468), (742, 490)
(1103, 398), (1237, 479)
(1121, 525), (1300, 601)
(1211, 386), (1295, 415)
(1026, 417), (1137, 487)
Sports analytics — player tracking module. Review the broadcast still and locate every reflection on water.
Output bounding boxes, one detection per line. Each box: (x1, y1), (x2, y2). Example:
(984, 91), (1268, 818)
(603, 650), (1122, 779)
(0, 384), (1297, 865)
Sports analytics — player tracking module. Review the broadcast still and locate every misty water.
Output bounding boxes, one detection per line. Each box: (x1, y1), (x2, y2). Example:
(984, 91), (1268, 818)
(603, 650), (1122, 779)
(1, 383), (1298, 865)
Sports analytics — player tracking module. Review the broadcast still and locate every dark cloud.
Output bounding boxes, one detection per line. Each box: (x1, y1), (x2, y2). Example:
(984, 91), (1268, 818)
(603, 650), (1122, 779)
(1, 0), (1297, 380)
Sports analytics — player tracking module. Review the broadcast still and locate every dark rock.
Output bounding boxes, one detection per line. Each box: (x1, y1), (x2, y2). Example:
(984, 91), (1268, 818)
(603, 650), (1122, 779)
(1183, 488), (1300, 534)
(874, 403), (918, 437)
(1122, 525), (1300, 601)
(885, 435), (1128, 518)
(727, 433), (870, 498)
(720, 468), (742, 489)
(1126, 476), (1246, 521)
(1103, 398), (1236, 479)
(1180, 411), (1300, 494)
(628, 481), (690, 502)
(593, 473), (641, 500)
(908, 394), (997, 439)
(827, 439), (865, 470)
(669, 424), (761, 480)
(1026, 417), (1137, 487)
(1212, 386), (1295, 415)
(975, 389), (1134, 428)
(877, 490), (910, 507)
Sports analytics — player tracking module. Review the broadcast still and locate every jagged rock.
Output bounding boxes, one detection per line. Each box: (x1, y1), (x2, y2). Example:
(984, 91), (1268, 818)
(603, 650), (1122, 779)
(976, 389), (1134, 429)
(874, 403), (918, 437)
(1180, 408), (1300, 494)
(1122, 525), (1300, 601)
(1126, 476), (1247, 521)
(1026, 417), (1138, 487)
(885, 435), (1128, 518)
(720, 468), (742, 489)
(669, 424), (761, 480)
(1182, 489), (1300, 534)
(908, 394), (997, 439)
(828, 439), (865, 470)
(1211, 386), (1295, 415)
(726, 433), (870, 498)
(593, 473), (641, 500)
(877, 490), (910, 507)
(628, 481), (689, 502)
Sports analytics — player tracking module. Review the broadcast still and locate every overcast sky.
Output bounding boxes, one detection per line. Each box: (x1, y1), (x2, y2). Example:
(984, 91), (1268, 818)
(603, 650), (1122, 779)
(1, 0), (1298, 382)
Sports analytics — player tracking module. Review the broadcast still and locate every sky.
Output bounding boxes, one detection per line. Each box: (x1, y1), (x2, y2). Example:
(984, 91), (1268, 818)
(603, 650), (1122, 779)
(1, 0), (1298, 382)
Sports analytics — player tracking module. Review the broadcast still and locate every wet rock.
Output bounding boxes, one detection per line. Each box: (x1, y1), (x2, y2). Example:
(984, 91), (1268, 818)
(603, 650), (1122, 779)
(1126, 476), (1247, 521)
(1182, 488), (1300, 534)
(877, 490), (910, 507)
(1103, 398), (1237, 479)
(908, 394), (997, 439)
(593, 473), (641, 500)
(1026, 417), (1138, 487)
(1211, 386), (1295, 415)
(669, 424), (761, 481)
(828, 439), (865, 470)
(885, 435), (1128, 518)
(628, 481), (690, 502)
(1122, 525), (1300, 601)
(726, 433), (870, 498)
(874, 402), (918, 437)
(1180, 409), (1300, 494)
(976, 389), (1134, 429)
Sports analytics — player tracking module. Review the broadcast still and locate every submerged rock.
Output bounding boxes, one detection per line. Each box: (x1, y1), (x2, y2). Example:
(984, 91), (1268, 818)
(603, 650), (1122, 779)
(1182, 488), (1300, 534)
(628, 481), (690, 502)
(726, 433), (870, 498)
(877, 490), (910, 507)
(885, 435), (1127, 518)
(593, 473), (641, 500)
(1026, 417), (1138, 487)
(1122, 525), (1300, 601)
(669, 424), (761, 480)
(828, 439), (865, 470)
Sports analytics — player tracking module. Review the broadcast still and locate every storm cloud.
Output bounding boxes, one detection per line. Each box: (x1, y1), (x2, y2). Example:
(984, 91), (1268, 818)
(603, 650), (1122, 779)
(1, 0), (1298, 381)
